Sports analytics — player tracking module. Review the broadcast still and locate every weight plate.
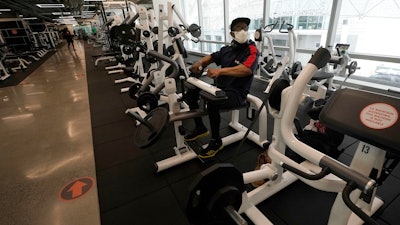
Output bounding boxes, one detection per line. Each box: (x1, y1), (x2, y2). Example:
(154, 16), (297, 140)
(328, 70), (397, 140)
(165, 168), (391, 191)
(188, 24), (201, 38)
(186, 163), (244, 225)
(137, 92), (158, 112)
(128, 83), (142, 99)
(135, 107), (169, 148)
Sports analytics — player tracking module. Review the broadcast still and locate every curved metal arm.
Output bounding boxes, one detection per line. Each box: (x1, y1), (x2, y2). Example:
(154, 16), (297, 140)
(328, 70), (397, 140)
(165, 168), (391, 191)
(147, 50), (180, 94)
(147, 50), (179, 78)
(126, 13), (139, 26)
(281, 163), (331, 180)
(280, 47), (377, 195)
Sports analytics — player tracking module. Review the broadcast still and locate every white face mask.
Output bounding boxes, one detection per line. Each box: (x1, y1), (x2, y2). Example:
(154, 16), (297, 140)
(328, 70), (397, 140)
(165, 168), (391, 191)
(233, 30), (248, 44)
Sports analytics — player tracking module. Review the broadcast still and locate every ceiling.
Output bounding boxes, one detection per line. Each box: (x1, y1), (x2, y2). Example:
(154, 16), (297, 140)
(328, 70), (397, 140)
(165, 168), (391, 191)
(0, 0), (104, 22)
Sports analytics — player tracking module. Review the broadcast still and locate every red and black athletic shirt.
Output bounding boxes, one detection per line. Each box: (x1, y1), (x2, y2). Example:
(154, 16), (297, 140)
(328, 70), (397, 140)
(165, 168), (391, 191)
(211, 40), (259, 102)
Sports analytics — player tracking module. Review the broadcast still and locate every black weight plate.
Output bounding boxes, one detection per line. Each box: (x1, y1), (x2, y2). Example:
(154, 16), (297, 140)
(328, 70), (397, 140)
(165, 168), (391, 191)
(114, 24), (136, 44)
(137, 92), (158, 112)
(348, 61), (357, 75)
(188, 24), (201, 38)
(186, 163), (244, 225)
(135, 107), (169, 148)
(128, 83), (142, 99)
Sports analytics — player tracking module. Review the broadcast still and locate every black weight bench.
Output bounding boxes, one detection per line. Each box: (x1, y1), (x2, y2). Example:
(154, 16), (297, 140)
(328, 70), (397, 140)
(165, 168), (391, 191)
(320, 88), (399, 156)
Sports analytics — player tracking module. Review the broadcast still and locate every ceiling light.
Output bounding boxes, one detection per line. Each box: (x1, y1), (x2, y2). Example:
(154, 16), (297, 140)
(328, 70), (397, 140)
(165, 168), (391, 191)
(23, 17), (38, 20)
(0, 9), (11, 12)
(59, 16), (74, 19)
(52, 12), (71, 15)
(83, 5), (96, 7)
(36, 4), (65, 8)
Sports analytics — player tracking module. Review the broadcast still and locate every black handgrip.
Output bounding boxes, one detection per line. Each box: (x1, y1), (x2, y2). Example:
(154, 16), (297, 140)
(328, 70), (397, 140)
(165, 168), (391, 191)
(281, 163), (331, 180)
(278, 21), (294, 33)
(320, 156), (376, 195)
(308, 48), (331, 69)
(102, 18), (115, 29)
(127, 13), (140, 26)
(128, 112), (156, 134)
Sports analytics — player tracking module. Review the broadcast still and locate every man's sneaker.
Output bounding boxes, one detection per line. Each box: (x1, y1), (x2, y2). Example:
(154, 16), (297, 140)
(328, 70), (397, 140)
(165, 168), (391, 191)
(184, 127), (209, 141)
(198, 139), (223, 159)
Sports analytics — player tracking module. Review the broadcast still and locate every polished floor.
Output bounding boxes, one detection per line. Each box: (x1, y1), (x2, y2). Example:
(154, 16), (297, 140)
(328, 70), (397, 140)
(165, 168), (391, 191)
(1, 40), (400, 225)
(0, 42), (101, 225)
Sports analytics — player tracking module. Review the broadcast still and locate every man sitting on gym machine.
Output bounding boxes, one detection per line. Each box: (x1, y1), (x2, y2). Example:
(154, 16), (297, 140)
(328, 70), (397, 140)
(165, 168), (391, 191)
(184, 17), (258, 158)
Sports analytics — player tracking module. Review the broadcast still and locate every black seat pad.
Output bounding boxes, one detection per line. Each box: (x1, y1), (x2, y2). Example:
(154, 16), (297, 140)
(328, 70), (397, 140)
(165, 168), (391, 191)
(320, 88), (400, 155)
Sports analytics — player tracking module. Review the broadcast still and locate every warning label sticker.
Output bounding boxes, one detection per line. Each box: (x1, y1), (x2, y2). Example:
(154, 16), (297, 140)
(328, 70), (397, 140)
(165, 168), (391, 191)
(360, 103), (398, 130)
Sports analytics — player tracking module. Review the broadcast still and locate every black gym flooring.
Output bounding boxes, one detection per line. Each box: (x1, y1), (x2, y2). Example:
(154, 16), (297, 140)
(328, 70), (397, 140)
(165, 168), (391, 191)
(84, 42), (400, 225)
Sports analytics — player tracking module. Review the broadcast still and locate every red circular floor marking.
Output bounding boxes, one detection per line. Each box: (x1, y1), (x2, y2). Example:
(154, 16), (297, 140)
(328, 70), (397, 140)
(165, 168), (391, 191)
(59, 177), (95, 201)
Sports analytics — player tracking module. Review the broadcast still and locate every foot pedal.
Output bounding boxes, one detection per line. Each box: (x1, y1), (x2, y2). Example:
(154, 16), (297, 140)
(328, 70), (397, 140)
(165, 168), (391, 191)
(184, 140), (215, 163)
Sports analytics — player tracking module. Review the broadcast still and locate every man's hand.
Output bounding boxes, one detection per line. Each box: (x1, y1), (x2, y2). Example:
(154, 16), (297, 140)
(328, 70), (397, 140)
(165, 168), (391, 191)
(190, 61), (203, 73)
(207, 68), (221, 78)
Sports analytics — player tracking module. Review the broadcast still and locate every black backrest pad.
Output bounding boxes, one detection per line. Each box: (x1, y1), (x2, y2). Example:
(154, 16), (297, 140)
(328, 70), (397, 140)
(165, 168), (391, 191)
(320, 88), (399, 155)
(268, 78), (290, 111)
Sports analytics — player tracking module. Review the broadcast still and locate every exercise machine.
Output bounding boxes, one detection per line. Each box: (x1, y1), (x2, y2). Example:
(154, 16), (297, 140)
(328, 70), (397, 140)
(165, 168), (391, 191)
(254, 21), (280, 80)
(186, 47), (396, 225)
(131, 64), (270, 173)
(124, 1), (201, 120)
(115, 6), (159, 91)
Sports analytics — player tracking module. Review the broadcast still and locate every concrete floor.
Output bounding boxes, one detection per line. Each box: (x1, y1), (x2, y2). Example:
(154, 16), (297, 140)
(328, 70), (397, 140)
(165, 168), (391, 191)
(0, 41), (101, 225)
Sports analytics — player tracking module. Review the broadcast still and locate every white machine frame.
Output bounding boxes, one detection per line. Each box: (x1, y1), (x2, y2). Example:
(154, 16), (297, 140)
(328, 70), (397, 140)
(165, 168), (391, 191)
(232, 49), (384, 225)
(152, 76), (269, 173)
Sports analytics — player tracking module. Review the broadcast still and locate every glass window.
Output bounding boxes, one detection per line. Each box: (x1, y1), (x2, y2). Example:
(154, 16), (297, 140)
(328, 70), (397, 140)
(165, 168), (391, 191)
(215, 35), (223, 50)
(204, 35), (212, 52)
(353, 61), (400, 88)
(268, 0), (332, 50)
(335, 0), (400, 88)
(181, 0), (199, 26)
(336, 0), (400, 57)
(201, 0), (225, 43)
(177, 0), (199, 52)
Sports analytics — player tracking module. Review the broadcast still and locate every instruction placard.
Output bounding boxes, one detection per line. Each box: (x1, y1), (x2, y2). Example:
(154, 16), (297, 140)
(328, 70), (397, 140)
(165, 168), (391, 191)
(360, 103), (398, 130)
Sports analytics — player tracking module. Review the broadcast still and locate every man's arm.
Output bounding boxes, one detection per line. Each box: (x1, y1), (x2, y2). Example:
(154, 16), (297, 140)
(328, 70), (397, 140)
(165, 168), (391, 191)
(208, 43), (257, 78)
(207, 64), (251, 78)
(191, 55), (213, 73)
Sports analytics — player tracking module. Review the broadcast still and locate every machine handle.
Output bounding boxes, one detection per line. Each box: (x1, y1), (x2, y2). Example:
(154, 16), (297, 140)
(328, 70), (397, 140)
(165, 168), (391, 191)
(342, 181), (380, 225)
(147, 50), (179, 94)
(263, 20), (279, 32)
(279, 21), (294, 33)
(147, 50), (179, 79)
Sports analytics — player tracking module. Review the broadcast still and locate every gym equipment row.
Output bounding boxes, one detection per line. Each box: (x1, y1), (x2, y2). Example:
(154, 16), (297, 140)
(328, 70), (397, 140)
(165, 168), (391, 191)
(0, 19), (61, 81)
(89, 1), (202, 120)
(0, 42), (49, 81)
(254, 21), (359, 101)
